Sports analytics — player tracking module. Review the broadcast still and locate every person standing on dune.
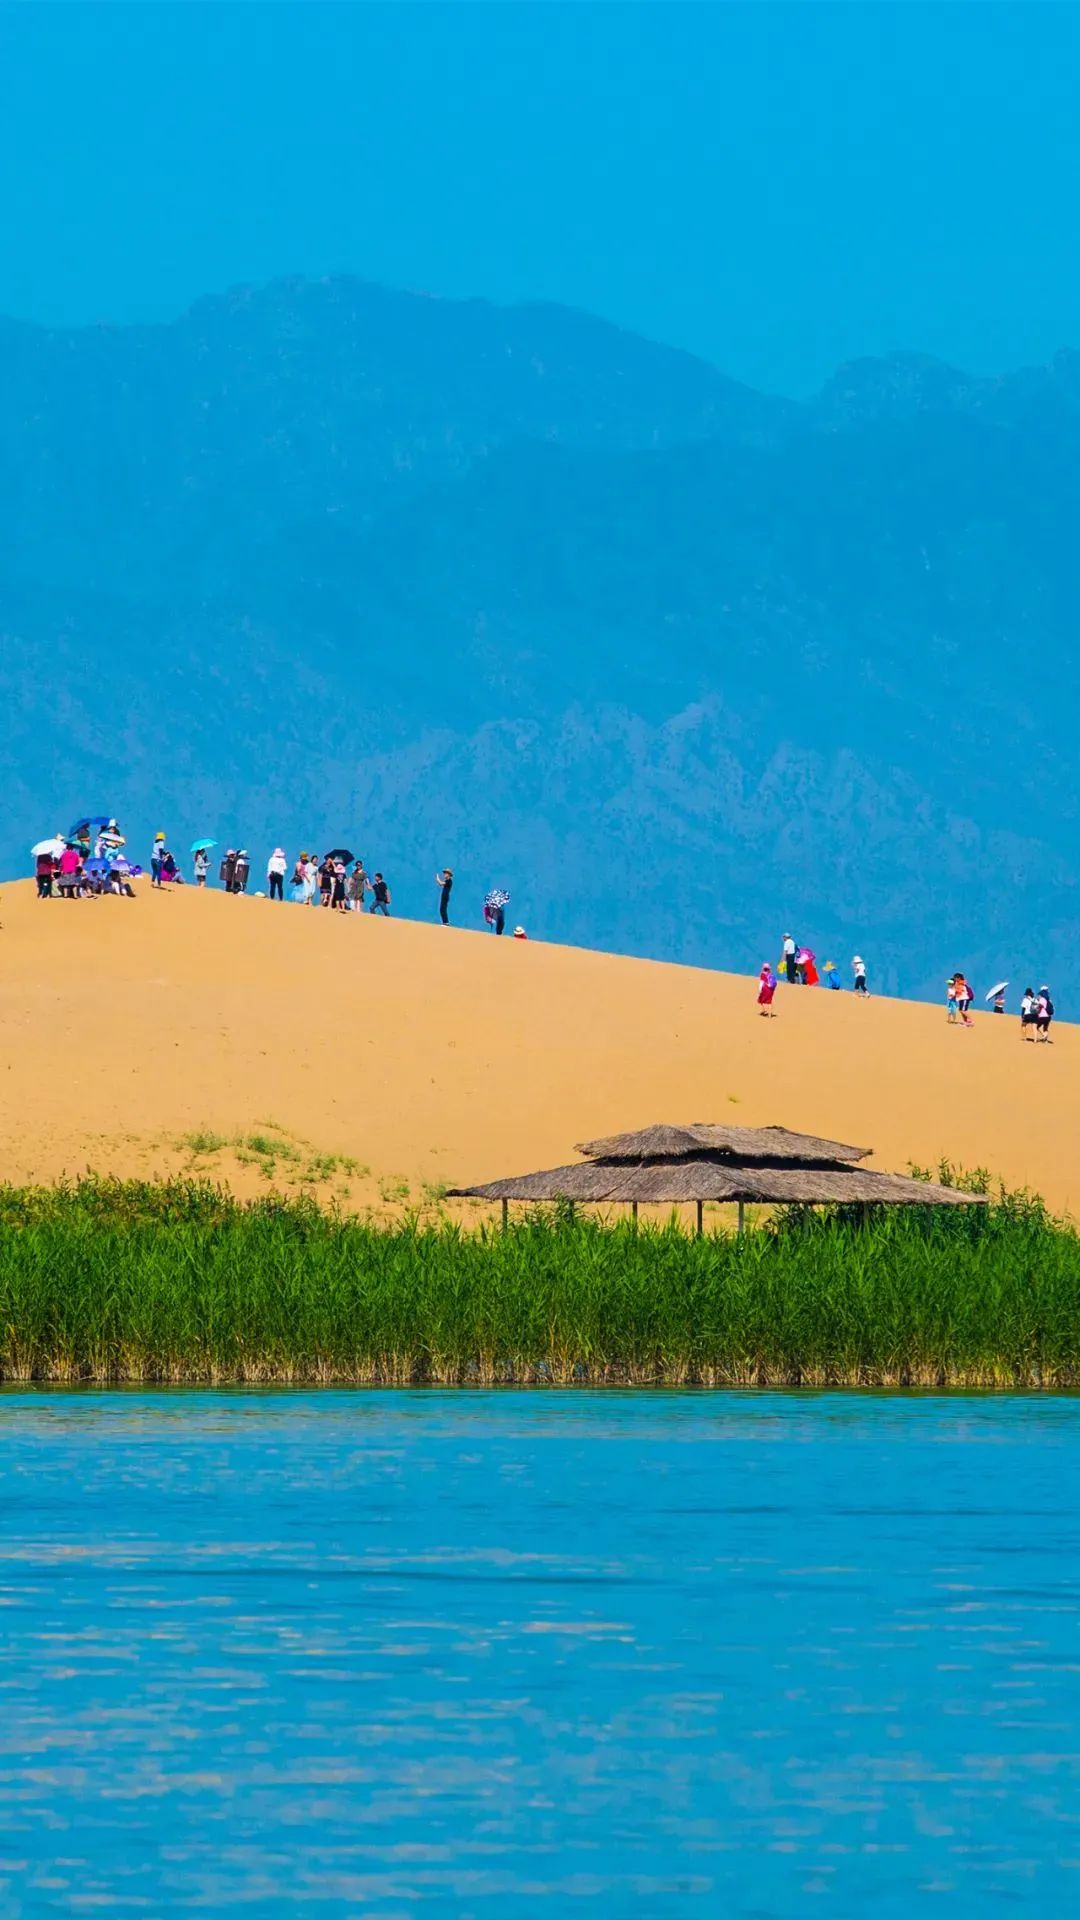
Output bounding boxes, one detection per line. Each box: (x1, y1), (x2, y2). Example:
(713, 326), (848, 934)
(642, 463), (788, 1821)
(756, 964), (778, 1016)
(954, 973), (974, 1026)
(852, 955), (869, 996)
(348, 860), (367, 911)
(193, 848), (209, 887)
(436, 867), (453, 925)
(267, 847), (287, 901)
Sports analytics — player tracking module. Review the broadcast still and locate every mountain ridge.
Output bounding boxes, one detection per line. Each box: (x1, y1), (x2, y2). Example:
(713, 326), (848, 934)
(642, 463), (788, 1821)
(2, 274), (1077, 1000)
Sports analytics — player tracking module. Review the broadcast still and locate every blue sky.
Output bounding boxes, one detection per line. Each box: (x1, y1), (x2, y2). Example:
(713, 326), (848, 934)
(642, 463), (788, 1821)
(2, 2), (1078, 394)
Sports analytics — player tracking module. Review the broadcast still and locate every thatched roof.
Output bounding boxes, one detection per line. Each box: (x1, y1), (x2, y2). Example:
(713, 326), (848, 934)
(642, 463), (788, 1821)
(573, 1123), (872, 1166)
(449, 1158), (982, 1208)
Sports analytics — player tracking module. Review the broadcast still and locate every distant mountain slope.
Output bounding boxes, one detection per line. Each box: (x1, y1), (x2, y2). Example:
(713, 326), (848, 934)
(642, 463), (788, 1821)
(0, 277), (788, 593)
(1, 276), (1077, 1001)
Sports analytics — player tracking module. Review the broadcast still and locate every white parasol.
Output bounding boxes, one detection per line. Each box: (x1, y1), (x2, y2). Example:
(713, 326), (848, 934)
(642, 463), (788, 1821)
(31, 837), (67, 859)
(985, 980), (1009, 1002)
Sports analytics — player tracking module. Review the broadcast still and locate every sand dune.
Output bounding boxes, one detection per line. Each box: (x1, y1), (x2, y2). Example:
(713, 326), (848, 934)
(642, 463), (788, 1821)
(0, 879), (1073, 1217)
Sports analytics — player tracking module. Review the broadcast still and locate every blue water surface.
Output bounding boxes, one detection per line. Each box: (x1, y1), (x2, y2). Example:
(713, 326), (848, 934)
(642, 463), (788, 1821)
(0, 1390), (1077, 1916)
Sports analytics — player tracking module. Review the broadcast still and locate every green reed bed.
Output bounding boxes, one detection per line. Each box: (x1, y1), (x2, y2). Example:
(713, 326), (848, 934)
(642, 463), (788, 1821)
(0, 1177), (1076, 1386)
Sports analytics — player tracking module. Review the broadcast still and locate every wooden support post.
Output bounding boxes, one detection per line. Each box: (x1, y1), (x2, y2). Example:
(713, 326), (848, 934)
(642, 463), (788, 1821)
(501, 1198), (509, 1232)
(631, 1201), (639, 1228)
(737, 1200), (746, 1236)
(695, 1200), (704, 1238)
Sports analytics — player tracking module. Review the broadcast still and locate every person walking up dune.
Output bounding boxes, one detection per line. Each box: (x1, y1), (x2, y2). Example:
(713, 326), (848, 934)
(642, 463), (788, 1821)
(756, 964), (778, 1016)
(436, 867), (454, 925)
(1020, 986), (1036, 1040)
(852, 955), (869, 997)
(368, 872), (391, 916)
(1036, 986), (1055, 1043)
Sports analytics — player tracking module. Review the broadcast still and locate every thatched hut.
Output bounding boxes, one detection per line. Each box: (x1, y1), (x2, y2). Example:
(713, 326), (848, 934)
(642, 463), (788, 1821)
(448, 1121), (984, 1231)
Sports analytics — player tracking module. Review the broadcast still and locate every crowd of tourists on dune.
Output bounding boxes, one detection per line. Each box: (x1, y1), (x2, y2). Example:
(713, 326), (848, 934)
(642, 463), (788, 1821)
(31, 819), (529, 938)
(755, 937), (1055, 1040)
(28, 820), (1057, 1032)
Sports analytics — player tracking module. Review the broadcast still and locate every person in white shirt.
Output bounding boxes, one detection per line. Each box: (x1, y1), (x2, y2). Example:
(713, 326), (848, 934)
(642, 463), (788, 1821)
(782, 933), (797, 985)
(267, 847), (287, 902)
(852, 955), (869, 996)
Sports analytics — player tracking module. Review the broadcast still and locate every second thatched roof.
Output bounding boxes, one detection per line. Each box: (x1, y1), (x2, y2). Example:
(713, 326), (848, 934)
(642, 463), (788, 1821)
(449, 1157), (982, 1208)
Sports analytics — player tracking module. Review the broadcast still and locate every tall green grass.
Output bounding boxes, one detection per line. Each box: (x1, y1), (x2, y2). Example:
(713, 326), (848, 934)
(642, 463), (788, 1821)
(0, 1177), (1076, 1386)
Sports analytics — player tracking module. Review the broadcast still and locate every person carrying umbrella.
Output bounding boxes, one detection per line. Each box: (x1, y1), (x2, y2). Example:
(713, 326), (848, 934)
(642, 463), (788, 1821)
(485, 887), (510, 935)
(190, 838), (216, 886)
(33, 850), (56, 898)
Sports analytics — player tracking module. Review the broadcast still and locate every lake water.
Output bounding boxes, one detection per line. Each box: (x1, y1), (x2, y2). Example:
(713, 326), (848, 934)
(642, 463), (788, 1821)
(0, 1392), (1077, 1916)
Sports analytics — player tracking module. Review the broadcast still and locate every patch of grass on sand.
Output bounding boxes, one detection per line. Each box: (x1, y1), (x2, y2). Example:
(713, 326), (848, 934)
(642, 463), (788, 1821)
(378, 1175), (411, 1204)
(243, 1132), (301, 1162)
(180, 1130), (229, 1156)
(302, 1152), (363, 1183)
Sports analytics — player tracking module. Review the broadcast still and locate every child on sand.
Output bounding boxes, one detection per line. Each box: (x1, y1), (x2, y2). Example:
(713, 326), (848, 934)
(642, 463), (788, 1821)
(852, 955), (868, 996)
(756, 964), (777, 1015)
(946, 977), (958, 1023)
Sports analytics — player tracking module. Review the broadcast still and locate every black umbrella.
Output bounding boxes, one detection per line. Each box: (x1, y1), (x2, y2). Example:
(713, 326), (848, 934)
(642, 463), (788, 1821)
(324, 847), (355, 864)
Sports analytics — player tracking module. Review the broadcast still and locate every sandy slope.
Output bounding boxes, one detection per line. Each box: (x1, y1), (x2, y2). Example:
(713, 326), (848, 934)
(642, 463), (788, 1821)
(0, 879), (1073, 1217)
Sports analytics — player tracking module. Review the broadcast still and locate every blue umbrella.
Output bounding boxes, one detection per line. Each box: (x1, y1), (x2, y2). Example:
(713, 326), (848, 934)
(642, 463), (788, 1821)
(190, 837), (217, 854)
(68, 814), (113, 840)
(84, 857), (110, 875)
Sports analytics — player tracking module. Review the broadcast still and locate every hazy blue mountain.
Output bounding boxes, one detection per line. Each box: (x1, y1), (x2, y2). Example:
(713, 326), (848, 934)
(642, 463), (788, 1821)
(2, 277), (1077, 1003)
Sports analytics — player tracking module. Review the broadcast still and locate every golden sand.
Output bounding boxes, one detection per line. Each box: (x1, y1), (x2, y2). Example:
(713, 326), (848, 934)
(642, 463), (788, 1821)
(0, 879), (1074, 1216)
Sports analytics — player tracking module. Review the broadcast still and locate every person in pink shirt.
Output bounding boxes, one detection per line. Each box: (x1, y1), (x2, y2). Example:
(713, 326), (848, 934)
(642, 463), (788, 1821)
(57, 845), (82, 899)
